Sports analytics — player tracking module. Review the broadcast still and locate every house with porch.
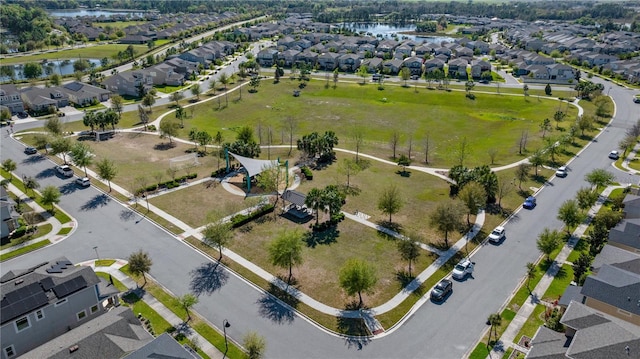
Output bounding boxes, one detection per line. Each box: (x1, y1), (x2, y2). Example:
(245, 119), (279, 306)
(0, 84), (24, 114)
(61, 82), (111, 106)
(20, 87), (69, 113)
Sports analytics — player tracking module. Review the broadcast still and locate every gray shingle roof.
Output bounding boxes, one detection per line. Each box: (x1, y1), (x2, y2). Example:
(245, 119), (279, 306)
(580, 264), (640, 316)
(592, 244), (640, 274)
(527, 326), (570, 359)
(124, 333), (201, 359)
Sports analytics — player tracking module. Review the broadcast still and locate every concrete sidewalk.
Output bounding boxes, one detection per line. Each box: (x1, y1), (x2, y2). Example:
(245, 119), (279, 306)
(486, 185), (622, 359)
(83, 260), (226, 359)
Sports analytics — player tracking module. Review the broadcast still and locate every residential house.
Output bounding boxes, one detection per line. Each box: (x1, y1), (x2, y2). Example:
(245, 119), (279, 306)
(608, 218), (640, 254)
(470, 59), (491, 78)
(546, 63), (575, 81)
(278, 49), (300, 67)
(424, 58), (445, 72)
(525, 64), (550, 80)
(1, 257), (119, 359)
(526, 301), (640, 359)
(62, 82), (111, 106)
(382, 58), (404, 75)
(447, 58), (469, 79)
(0, 187), (20, 238)
(359, 43), (376, 54)
(466, 40), (489, 54)
(338, 53), (361, 72)
(377, 40), (398, 54)
(164, 57), (199, 77)
(124, 333), (202, 359)
(361, 57), (383, 73)
(103, 71), (153, 97)
(453, 46), (474, 59)
(296, 50), (318, 67)
(178, 48), (213, 66)
(119, 35), (151, 44)
(402, 56), (423, 76)
(414, 43), (434, 57)
(395, 43), (413, 57)
(20, 87), (69, 113)
(433, 46), (452, 59)
(257, 48), (279, 67)
(591, 244), (640, 275)
(623, 194), (640, 218)
(146, 63), (185, 86)
(0, 84), (24, 114)
(317, 52), (341, 71)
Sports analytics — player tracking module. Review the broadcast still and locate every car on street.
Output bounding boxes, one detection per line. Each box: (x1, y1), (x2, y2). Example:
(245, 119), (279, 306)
(488, 226), (506, 243)
(555, 166), (568, 178)
(608, 150), (619, 160)
(634, 95), (640, 103)
(75, 177), (90, 187)
(24, 147), (37, 155)
(430, 279), (453, 302)
(452, 259), (474, 280)
(523, 196), (537, 209)
(55, 165), (74, 178)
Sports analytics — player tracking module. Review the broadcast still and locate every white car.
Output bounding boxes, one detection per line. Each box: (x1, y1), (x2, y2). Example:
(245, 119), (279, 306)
(452, 259), (475, 280)
(75, 177), (90, 187)
(55, 165), (74, 178)
(488, 226), (506, 243)
(608, 150), (619, 160)
(555, 166), (568, 178)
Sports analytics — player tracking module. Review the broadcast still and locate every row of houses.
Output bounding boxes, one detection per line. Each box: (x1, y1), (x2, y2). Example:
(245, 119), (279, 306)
(526, 192), (640, 358)
(0, 82), (111, 115)
(0, 257), (200, 359)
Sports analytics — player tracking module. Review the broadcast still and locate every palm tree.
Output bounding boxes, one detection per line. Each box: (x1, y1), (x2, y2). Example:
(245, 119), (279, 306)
(487, 313), (502, 349)
(219, 73), (229, 106)
(525, 262), (536, 294)
(305, 188), (324, 225)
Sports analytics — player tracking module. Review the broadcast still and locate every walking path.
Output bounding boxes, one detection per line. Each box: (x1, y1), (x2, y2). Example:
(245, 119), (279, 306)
(79, 259), (225, 359)
(620, 142), (640, 177)
(486, 185), (623, 359)
(0, 180), (73, 255)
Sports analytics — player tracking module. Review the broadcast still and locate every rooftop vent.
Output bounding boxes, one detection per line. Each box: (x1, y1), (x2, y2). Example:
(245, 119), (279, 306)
(14, 279), (23, 285)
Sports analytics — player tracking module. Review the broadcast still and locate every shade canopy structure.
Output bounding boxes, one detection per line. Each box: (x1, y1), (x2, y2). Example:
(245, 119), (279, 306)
(227, 151), (279, 177)
(281, 190), (306, 207)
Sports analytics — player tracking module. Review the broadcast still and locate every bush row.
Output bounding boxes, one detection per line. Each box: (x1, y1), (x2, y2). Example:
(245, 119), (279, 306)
(135, 174), (198, 195)
(230, 204), (274, 228)
(301, 166), (313, 180)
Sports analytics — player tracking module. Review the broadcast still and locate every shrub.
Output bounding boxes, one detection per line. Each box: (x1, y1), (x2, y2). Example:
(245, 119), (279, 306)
(230, 204), (274, 228)
(10, 226), (27, 238)
(145, 184), (158, 192)
(166, 181), (179, 189)
(186, 173), (197, 179)
(146, 125), (156, 131)
(211, 168), (227, 177)
(301, 166), (313, 180)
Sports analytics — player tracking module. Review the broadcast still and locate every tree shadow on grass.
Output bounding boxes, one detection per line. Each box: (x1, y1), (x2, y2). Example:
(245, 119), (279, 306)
(555, 265), (568, 280)
(303, 227), (339, 248)
(79, 194), (111, 211)
(257, 279), (300, 325)
(153, 142), (176, 151)
(189, 261), (229, 296)
(395, 170), (411, 177)
(337, 301), (372, 349)
(395, 270), (424, 296)
(122, 287), (146, 304)
(375, 220), (402, 234)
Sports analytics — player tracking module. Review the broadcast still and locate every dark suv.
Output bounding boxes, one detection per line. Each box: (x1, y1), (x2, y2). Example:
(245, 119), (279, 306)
(430, 279), (452, 302)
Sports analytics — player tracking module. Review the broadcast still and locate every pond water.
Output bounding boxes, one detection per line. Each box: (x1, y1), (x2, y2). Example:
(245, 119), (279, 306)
(338, 23), (455, 44)
(0, 59), (102, 82)
(46, 9), (149, 18)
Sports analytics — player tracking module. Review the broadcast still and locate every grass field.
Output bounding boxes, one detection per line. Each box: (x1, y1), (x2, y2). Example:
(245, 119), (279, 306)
(182, 79), (579, 167)
(0, 44), (149, 65)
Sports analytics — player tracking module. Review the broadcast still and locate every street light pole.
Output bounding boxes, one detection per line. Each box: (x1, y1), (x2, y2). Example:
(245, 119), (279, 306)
(223, 319), (231, 358)
(93, 246), (100, 260)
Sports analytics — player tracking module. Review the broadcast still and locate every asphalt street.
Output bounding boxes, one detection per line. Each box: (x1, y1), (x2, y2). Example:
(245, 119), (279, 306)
(1, 76), (638, 358)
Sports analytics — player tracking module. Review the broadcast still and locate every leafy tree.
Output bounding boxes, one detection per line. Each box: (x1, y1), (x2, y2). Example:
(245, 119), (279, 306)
(175, 105), (186, 127)
(557, 199), (583, 235)
(169, 91), (184, 106)
(50, 73), (61, 86)
(536, 228), (561, 262)
(219, 72), (230, 106)
(268, 230), (304, 284)
(201, 219), (233, 260)
(378, 184), (402, 223)
(429, 199), (465, 248)
(338, 158), (362, 188)
(525, 262), (536, 294)
(572, 253), (592, 285)
(249, 76), (260, 92)
(544, 136), (559, 164)
(49, 136), (72, 164)
(23, 176), (40, 196)
(297, 131), (338, 161)
(522, 84), (529, 97)
(41, 185), (61, 212)
(178, 293), (199, 322)
(243, 331), (266, 359)
(398, 240), (420, 277)
(159, 119), (180, 144)
(576, 187), (598, 212)
(142, 93), (156, 112)
(514, 163), (531, 191)
(539, 118), (552, 139)
(496, 174), (515, 208)
(618, 134), (636, 157)
(338, 258), (377, 308)
(128, 250), (153, 286)
(577, 115), (594, 136)
(400, 67), (411, 87)
(458, 182), (486, 225)
(23, 62), (43, 79)
(138, 105), (149, 131)
(96, 158), (117, 192)
(191, 83), (201, 100)
(104, 109), (119, 130)
(45, 116), (63, 136)
(356, 65), (369, 84)
(584, 169), (614, 190)
(528, 149), (545, 176)
(213, 131), (224, 170)
(70, 142), (93, 177)
(553, 111), (566, 130)
(256, 163), (286, 217)
(333, 68), (339, 88)
(586, 223), (608, 257)
(1, 159), (17, 180)
(544, 84), (552, 96)
(397, 154), (411, 174)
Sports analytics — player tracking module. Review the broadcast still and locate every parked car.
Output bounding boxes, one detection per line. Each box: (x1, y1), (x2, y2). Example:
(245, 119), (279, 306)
(555, 166), (568, 178)
(608, 150), (619, 160)
(24, 147), (37, 155)
(430, 279), (453, 302)
(55, 165), (74, 178)
(75, 177), (90, 187)
(634, 95), (640, 104)
(523, 196), (537, 209)
(488, 226), (506, 243)
(452, 259), (475, 280)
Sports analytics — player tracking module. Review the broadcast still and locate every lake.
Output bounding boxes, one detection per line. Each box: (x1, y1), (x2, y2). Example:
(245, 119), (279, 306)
(46, 9), (149, 18)
(0, 59), (102, 82)
(338, 23), (455, 44)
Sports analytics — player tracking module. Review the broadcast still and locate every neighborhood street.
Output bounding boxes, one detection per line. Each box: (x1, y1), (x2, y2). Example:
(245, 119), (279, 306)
(2, 69), (639, 357)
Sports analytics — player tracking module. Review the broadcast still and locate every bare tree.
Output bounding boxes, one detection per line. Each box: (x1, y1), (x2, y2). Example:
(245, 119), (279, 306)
(406, 134), (413, 160)
(284, 116), (297, 156)
(487, 148), (498, 165)
(456, 137), (469, 166)
(518, 130), (529, 155)
(423, 134), (432, 164)
(389, 131), (400, 160)
(353, 127), (364, 163)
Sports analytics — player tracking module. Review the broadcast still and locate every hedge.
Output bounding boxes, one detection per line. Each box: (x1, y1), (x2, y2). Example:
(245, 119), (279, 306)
(230, 204), (274, 228)
(301, 166), (313, 180)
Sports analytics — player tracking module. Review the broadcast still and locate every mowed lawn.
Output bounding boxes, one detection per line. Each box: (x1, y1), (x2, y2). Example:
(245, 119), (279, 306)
(0, 44), (149, 65)
(227, 214), (437, 309)
(296, 152), (456, 244)
(183, 79), (578, 167)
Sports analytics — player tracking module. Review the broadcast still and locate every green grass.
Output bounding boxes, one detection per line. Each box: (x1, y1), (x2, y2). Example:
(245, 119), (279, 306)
(0, 44), (149, 65)
(543, 264), (574, 303)
(95, 259), (117, 267)
(93, 20), (148, 29)
(469, 343), (491, 359)
(57, 227), (72, 235)
(95, 271), (128, 292)
(154, 83), (190, 94)
(0, 223), (52, 250)
(514, 304), (546, 345)
(566, 238), (588, 262)
(0, 240), (50, 261)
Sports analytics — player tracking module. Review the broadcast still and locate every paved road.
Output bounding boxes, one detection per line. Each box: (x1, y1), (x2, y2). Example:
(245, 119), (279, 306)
(2, 79), (638, 358)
